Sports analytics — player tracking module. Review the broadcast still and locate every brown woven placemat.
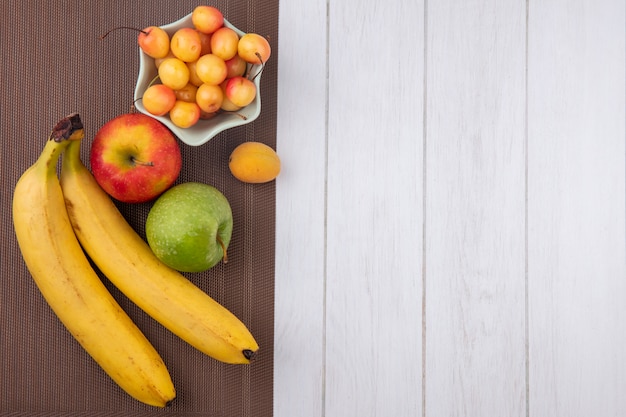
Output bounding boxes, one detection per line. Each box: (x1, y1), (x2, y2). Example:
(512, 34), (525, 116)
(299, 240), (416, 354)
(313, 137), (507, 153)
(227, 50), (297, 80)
(1, 1), (277, 416)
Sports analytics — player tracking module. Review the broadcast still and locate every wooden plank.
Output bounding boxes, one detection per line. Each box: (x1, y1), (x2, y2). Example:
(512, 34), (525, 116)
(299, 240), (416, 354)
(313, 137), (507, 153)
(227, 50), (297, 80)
(423, 1), (527, 416)
(324, 0), (425, 416)
(274, 0), (328, 416)
(527, 0), (626, 415)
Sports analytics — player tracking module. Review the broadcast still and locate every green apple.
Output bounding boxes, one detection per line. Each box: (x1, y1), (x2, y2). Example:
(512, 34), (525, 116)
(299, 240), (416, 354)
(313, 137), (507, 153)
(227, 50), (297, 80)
(145, 182), (233, 272)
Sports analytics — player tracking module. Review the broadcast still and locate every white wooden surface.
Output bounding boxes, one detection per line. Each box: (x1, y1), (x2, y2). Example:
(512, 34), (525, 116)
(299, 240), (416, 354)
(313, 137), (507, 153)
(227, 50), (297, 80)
(275, 0), (626, 416)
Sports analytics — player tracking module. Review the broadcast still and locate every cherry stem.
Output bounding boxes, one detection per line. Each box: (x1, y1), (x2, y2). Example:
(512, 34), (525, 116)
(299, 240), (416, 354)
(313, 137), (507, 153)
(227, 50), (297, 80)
(216, 109), (247, 120)
(248, 53), (266, 82)
(217, 236), (228, 264)
(130, 156), (154, 167)
(132, 76), (161, 106)
(148, 74), (161, 88)
(100, 26), (149, 40)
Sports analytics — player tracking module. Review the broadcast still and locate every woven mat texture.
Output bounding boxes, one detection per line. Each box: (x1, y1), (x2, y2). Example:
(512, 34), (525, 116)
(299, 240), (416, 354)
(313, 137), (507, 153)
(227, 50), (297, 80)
(0, 1), (278, 416)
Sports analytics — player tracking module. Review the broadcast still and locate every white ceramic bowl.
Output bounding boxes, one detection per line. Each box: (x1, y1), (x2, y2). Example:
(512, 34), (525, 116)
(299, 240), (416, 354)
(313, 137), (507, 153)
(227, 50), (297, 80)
(133, 14), (262, 146)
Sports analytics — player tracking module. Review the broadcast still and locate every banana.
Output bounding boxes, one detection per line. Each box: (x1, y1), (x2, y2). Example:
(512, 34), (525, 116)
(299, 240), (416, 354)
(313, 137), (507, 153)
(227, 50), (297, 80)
(12, 114), (176, 407)
(59, 122), (259, 365)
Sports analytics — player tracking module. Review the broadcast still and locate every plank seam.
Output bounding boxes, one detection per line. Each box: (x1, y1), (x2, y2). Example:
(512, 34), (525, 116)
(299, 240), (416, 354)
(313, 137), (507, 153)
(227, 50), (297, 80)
(421, 1), (429, 416)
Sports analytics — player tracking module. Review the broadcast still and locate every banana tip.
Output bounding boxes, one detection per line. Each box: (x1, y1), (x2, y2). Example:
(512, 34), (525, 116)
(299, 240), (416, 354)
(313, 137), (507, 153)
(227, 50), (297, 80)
(243, 349), (257, 362)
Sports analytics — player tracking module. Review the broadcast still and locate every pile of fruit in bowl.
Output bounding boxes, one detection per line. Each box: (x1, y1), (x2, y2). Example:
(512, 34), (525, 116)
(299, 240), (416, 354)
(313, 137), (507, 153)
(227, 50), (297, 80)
(128, 5), (271, 146)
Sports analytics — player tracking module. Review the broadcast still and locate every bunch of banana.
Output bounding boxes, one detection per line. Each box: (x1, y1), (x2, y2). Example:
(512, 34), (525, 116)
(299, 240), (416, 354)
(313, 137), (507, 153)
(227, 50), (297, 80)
(59, 117), (259, 364)
(12, 114), (176, 407)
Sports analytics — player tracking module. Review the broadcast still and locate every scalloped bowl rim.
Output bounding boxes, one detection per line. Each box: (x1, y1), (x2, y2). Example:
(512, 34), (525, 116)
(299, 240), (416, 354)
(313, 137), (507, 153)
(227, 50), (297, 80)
(133, 14), (262, 147)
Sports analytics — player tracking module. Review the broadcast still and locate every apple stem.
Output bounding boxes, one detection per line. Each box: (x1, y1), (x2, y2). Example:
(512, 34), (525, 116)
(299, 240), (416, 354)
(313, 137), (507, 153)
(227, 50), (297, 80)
(130, 156), (154, 167)
(217, 236), (228, 264)
(100, 26), (149, 40)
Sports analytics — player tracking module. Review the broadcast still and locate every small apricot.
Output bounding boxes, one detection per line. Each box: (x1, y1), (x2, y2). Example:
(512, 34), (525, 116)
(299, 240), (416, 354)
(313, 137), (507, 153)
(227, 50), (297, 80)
(228, 142), (280, 183)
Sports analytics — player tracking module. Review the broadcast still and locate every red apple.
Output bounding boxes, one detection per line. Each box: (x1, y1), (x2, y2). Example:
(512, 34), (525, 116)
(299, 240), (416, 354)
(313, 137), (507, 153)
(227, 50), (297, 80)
(90, 113), (182, 203)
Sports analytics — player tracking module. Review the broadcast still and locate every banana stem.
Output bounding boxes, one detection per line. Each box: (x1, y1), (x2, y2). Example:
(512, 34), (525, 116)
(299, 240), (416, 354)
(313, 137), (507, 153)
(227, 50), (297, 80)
(50, 113), (84, 143)
(38, 114), (84, 176)
(63, 137), (83, 171)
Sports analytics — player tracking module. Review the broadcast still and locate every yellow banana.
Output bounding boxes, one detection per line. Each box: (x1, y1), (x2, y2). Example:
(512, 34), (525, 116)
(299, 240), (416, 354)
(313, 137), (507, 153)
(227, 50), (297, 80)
(12, 114), (176, 407)
(59, 124), (259, 365)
